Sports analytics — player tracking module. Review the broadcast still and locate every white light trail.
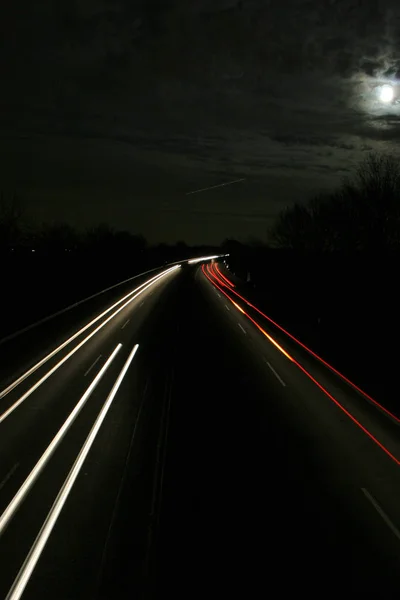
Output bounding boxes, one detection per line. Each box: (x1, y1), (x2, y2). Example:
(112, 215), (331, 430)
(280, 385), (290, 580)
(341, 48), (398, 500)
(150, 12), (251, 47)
(185, 178), (245, 195)
(0, 267), (178, 423)
(0, 345), (122, 536)
(188, 255), (221, 264)
(5, 344), (139, 600)
(0, 266), (178, 401)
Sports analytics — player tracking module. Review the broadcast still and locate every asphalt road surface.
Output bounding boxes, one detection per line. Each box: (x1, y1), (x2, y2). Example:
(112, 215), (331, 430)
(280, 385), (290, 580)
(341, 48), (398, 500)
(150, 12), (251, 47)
(1, 260), (400, 599)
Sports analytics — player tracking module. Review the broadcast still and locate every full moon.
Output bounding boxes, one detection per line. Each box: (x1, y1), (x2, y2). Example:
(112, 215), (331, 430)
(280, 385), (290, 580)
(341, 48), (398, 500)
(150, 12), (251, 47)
(380, 84), (394, 103)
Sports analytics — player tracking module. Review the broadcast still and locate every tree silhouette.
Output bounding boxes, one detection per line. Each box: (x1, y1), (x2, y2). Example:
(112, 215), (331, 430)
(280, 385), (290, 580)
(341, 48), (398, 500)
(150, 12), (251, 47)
(270, 203), (315, 251)
(112, 230), (147, 254)
(84, 223), (115, 250)
(344, 153), (400, 251)
(270, 153), (400, 253)
(82, 224), (147, 256)
(0, 193), (24, 251)
(37, 223), (80, 253)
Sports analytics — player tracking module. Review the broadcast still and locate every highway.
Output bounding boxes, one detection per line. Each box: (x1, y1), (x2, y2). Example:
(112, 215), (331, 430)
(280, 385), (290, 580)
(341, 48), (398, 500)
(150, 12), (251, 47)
(1, 258), (400, 598)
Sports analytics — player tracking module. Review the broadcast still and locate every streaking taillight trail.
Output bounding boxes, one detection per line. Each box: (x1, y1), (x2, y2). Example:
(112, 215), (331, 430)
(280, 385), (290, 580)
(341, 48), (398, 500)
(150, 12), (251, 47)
(205, 263), (400, 424)
(214, 264), (235, 288)
(203, 262), (400, 467)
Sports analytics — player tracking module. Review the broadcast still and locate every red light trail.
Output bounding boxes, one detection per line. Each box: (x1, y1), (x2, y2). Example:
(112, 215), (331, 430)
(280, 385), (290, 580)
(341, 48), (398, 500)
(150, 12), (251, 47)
(202, 263), (400, 466)
(206, 263), (399, 424)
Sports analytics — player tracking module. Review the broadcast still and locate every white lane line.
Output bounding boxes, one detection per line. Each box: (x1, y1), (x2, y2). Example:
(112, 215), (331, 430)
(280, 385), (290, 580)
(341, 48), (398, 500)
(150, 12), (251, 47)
(0, 464), (19, 492)
(225, 305), (230, 312)
(121, 319), (130, 330)
(84, 355), (102, 377)
(0, 268), (177, 425)
(0, 345), (122, 537)
(5, 344), (139, 600)
(361, 488), (400, 542)
(139, 301), (144, 307)
(264, 359), (286, 387)
(0, 266), (178, 401)
(217, 293), (221, 298)
(238, 323), (247, 335)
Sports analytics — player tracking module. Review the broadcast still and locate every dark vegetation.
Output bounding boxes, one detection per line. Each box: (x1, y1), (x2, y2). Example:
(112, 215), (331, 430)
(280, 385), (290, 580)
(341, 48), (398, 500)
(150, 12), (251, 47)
(225, 153), (400, 415)
(0, 198), (217, 339)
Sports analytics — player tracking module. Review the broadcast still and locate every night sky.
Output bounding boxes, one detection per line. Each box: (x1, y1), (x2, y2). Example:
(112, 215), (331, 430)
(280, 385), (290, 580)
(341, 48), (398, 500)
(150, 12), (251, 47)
(1, 0), (400, 244)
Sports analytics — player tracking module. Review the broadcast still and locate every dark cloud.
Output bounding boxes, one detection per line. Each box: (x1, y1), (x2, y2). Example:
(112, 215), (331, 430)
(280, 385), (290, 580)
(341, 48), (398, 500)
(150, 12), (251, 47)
(1, 1), (400, 242)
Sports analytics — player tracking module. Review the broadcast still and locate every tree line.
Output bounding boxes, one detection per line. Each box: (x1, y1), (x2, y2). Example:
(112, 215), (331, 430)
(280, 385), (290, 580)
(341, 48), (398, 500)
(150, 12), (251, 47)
(0, 196), (218, 260)
(0, 199), (147, 256)
(270, 153), (400, 254)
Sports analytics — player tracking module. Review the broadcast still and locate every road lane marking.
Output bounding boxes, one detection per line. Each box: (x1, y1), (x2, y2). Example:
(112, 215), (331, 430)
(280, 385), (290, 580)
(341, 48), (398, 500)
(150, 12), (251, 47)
(217, 293), (221, 298)
(0, 266), (178, 402)
(0, 345), (122, 537)
(84, 355), (102, 377)
(264, 359), (286, 387)
(0, 268), (178, 425)
(361, 488), (400, 542)
(139, 301), (144, 307)
(225, 305), (230, 312)
(5, 344), (139, 600)
(97, 381), (148, 586)
(238, 323), (247, 335)
(0, 464), (19, 492)
(121, 319), (130, 330)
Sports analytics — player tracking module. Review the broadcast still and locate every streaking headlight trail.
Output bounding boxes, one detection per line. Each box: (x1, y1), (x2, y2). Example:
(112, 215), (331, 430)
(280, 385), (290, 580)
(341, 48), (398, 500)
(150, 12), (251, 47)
(0, 266), (178, 402)
(0, 267), (179, 424)
(188, 255), (221, 264)
(0, 345), (122, 536)
(5, 344), (140, 600)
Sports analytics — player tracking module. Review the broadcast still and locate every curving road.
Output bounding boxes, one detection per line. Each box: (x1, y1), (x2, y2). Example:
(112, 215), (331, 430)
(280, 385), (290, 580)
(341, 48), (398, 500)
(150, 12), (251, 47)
(1, 259), (400, 598)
